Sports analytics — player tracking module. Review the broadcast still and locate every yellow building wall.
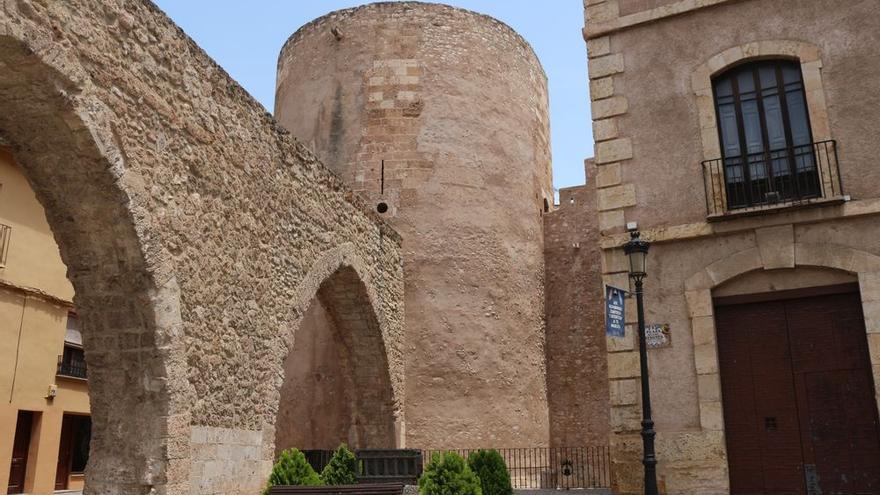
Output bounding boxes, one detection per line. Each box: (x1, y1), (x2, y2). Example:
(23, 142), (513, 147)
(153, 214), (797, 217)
(0, 149), (88, 494)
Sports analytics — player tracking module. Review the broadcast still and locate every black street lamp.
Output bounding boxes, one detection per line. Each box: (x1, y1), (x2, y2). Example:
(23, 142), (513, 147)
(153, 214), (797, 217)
(622, 229), (658, 495)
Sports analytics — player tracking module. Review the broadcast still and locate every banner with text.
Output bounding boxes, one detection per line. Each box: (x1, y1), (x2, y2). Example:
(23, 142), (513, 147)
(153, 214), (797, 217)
(605, 285), (626, 338)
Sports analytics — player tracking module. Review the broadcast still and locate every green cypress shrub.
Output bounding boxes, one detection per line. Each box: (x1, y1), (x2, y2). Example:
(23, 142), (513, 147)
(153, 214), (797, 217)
(418, 452), (483, 495)
(264, 448), (323, 495)
(321, 444), (359, 485)
(467, 450), (512, 495)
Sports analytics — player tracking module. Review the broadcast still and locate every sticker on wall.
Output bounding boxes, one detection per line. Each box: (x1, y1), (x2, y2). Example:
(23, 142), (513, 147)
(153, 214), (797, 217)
(605, 286), (626, 338)
(645, 324), (671, 349)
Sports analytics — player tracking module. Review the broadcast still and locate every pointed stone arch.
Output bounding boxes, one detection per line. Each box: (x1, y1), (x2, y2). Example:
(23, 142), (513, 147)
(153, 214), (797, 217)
(270, 243), (404, 452)
(0, 34), (192, 494)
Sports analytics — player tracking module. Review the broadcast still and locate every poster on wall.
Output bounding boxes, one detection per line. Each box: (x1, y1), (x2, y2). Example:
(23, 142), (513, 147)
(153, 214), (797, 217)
(605, 285), (626, 338)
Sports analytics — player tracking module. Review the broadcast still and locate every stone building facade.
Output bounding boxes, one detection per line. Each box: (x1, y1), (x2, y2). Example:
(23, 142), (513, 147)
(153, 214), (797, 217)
(584, 0), (880, 493)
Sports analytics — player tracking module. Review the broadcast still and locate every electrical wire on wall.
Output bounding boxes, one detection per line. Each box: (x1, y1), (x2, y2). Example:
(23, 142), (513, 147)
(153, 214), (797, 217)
(8, 293), (27, 402)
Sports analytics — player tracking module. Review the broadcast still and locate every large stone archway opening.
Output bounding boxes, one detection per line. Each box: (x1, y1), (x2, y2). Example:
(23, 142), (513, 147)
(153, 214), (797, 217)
(274, 260), (398, 453)
(0, 36), (189, 494)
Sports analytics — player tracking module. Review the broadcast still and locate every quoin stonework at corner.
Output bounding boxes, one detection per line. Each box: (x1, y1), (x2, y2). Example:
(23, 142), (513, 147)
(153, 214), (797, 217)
(1, 0), (880, 494)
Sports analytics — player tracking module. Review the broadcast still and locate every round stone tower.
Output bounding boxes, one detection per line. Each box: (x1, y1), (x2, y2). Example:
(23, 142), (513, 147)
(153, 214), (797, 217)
(276, 2), (553, 448)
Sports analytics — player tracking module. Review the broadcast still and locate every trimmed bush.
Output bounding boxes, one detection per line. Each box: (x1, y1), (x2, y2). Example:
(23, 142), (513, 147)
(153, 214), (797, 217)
(264, 448), (323, 495)
(418, 451), (482, 495)
(467, 450), (512, 495)
(321, 444), (359, 485)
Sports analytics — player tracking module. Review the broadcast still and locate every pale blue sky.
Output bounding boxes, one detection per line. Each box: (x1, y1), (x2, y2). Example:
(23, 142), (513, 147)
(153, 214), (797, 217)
(154, 1), (593, 191)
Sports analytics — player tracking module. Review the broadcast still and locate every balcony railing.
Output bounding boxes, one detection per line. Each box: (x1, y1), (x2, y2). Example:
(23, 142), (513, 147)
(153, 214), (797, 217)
(0, 223), (10, 267)
(702, 140), (843, 217)
(57, 349), (88, 379)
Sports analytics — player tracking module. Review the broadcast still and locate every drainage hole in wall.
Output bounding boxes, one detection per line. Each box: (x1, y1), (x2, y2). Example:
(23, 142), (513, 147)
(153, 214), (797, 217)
(377, 202), (389, 214)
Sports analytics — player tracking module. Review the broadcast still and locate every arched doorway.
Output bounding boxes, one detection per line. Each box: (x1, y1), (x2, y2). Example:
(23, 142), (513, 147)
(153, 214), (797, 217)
(0, 36), (189, 494)
(274, 260), (398, 453)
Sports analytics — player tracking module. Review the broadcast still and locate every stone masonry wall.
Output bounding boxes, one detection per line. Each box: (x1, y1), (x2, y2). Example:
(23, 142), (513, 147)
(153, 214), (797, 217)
(0, 1), (405, 494)
(276, 2), (553, 449)
(544, 161), (609, 447)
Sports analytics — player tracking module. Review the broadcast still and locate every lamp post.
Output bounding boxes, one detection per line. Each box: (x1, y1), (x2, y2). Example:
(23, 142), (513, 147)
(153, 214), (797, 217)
(622, 230), (658, 495)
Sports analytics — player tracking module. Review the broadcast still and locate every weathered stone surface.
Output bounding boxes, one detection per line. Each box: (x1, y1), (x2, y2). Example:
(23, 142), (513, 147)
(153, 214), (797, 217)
(588, 53), (625, 79)
(755, 224), (795, 269)
(595, 163), (622, 188)
(598, 183), (636, 211)
(591, 96), (629, 119)
(587, 35), (612, 58)
(276, 2), (552, 449)
(592, 115), (619, 140)
(0, 2), (405, 494)
(544, 182), (609, 446)
(595, 137), (633, 164)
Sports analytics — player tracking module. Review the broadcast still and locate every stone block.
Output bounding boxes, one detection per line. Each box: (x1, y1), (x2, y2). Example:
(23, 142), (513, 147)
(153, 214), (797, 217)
(700, 125), (721, 160)
(587, 35), (611, 58)
(699, 401), (724, 431)
(590, 77), (615, 101)
(595, 137), (633, 164)
(592, 115), (618, 141)
(595, 162), (622, 188)
(592, 95), (628, 119)
(706, 248), (761, 286)
(796, 243), (855, 272)
(866, 300), (880, 334)
(691, 316), (715, 347)
(694, 343), (719, 375)
(851, 248), (880, 273)
(608, 351), (640, 379)
(685, 269), (713, 292)
(755, 224), (795, 269)
(607, 325), (635, 352)
(586, 1), (619, 23)
(588, 54), (624, 80)
(599, 209), (625, 233)
(685, 290), (713, 318)
(860, 272), (880, 302)
(869, 333), (880, 364)
(610, 378), (640, 406)
(611, 404), (642, 432)
(602, 246), (629, 273)
(598, 183), (636, 211)
(697, 373), (721, 402)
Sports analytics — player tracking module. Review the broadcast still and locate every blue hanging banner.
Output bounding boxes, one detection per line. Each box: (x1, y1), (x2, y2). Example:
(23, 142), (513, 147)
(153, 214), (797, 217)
(605, 285), (626, 338)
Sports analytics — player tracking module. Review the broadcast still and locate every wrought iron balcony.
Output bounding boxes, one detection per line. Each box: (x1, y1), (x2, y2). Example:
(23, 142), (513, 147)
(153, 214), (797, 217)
(702, 140), (844, 217)
(57, 348), (88, 379)
(0, 223), (10, 267)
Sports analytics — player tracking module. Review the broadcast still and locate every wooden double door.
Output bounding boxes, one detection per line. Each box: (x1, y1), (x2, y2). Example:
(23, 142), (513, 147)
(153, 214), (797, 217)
(716, 289), (880, 494)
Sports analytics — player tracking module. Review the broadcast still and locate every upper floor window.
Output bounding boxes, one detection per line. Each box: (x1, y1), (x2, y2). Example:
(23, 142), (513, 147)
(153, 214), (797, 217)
(712, 60), (821, 209)
(58, 313), (87, 379)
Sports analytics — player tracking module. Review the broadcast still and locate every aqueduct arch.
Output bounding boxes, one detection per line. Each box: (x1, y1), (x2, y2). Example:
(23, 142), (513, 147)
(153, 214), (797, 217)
(274, 246), (401, 452)
(0, 2), (405, 494)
